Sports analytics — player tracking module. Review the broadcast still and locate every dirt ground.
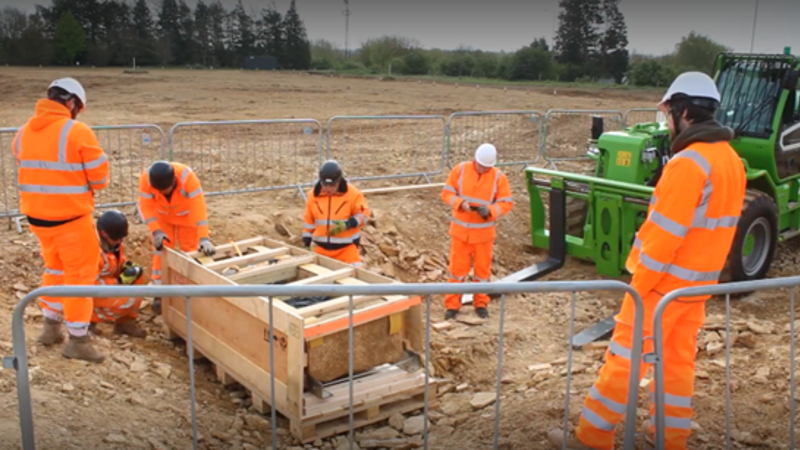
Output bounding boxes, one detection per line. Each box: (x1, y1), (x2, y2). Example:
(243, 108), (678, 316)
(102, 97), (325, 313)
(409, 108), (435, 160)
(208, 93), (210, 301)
(0, 67), (797, 450)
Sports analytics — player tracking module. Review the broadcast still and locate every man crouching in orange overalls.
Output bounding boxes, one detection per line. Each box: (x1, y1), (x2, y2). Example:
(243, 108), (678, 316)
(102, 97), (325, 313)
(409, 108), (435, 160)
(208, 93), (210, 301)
(88, 210), (148, 339)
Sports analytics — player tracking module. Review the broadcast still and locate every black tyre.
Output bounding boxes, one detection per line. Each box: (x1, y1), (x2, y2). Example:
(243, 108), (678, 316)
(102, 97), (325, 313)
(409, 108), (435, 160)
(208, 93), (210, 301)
(726, 190), (778, 282)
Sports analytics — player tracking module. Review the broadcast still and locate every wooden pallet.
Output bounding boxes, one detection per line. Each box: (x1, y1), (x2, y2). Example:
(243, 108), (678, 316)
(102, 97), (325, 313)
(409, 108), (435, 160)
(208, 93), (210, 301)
(162, 236), (437, 443)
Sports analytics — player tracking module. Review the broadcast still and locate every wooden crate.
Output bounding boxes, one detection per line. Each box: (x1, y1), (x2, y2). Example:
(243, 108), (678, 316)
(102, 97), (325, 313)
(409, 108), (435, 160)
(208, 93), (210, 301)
(161, 236), (437, 443)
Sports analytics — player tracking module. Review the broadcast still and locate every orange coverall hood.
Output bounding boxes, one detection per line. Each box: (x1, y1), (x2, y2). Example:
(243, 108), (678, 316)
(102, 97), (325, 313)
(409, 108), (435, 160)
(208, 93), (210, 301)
(28, 99), (73, 132)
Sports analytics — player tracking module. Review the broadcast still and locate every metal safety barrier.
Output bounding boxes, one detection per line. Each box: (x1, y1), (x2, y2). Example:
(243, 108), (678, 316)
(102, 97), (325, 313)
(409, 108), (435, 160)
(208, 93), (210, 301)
(4, 280), (646, 450)
(169, 119), (324, 200)
(623, 108), (666, 127)
(446, 111), (543, 168)
(541, 110), (624, 172)
(0, 125), (166, 219)
(326, 115), (447, 187)
(651, 275), (800, 450)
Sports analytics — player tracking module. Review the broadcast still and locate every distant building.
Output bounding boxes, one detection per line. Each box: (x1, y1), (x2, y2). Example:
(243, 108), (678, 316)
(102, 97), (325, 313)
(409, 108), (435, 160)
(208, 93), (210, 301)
(244, 56), (279, 70)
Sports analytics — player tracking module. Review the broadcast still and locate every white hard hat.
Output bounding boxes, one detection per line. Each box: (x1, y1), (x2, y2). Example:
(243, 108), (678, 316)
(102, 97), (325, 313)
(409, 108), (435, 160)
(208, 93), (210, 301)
(475, 143), (497, 167)
(659, 71), (720, 108)
(49, 77), (87, 109)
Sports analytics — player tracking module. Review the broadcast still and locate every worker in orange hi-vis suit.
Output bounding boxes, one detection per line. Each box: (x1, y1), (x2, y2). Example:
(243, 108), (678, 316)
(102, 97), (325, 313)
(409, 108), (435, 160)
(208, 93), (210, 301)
(137, 161), (216, 315)
(13, 78), (110, 364)
(547, 72), (747, 450)
(440, 143), (513, 320)
(88, 210), (147, 339)
(302, 160), (370, 267)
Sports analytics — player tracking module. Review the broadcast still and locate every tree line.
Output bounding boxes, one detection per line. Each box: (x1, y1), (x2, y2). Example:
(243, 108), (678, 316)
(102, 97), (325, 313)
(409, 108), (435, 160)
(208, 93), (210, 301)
(0, 0), (311, 69)
(1, 0), (733, 87)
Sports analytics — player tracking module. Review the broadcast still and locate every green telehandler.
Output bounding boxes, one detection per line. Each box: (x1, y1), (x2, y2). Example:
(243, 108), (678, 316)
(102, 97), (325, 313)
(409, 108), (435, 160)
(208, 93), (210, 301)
(502, 48), (800, 347)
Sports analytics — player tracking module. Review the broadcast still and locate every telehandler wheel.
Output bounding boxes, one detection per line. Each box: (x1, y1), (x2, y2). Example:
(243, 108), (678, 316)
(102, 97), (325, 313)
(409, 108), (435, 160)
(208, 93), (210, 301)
(727, 190), (778, 282)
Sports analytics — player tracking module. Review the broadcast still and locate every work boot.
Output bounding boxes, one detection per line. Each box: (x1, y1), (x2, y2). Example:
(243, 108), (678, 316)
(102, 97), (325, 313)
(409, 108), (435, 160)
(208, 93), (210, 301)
(475, 307), (489, 319)
(114, 318), (147, 338)
(546, 429), (596, 449)
(444, 309), (459, 320)
(37, 318), (65, 346)
(151, 297), (162, 315)
(62, 335), (105, 363)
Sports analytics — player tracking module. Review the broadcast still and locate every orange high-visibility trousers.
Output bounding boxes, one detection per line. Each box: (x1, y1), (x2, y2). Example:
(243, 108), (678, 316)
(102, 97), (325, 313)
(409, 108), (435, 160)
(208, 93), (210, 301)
(445, 237), (494, 310)
(575, 292), (704, 450)
(33, 214), (100, 335)
(92, 275), (146, 323)
(313, 244), (362, 267)
(152, 222), (199, 285)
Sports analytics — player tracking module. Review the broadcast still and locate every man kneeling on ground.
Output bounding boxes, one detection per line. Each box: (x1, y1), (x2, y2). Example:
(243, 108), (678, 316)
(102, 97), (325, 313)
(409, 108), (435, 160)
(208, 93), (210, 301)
(88, 210), (147, 339)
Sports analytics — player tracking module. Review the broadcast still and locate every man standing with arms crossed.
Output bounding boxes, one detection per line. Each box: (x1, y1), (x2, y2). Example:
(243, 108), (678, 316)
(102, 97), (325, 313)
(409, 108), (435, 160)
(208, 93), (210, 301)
(13, 78), (110, 363)
(547, 72), (747, 449)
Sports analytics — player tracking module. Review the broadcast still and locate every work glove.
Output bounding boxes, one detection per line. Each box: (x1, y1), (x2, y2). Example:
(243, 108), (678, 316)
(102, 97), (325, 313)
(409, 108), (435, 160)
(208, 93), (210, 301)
(328, 220), (348, 236)
(302, 236), (312, 248)
(153, 230), (170, 251)
(152, 298), (162, 316)
(119, 261), (144, 285)
(198, 238), (216, 256)
(477, 205), (491, 220)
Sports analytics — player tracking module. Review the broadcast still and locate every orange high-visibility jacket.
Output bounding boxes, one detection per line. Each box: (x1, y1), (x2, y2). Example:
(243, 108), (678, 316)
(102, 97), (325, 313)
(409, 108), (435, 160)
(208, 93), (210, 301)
(137, 162), (210, 239)
(98, 243), (128, 285)
(12, 99), (110, 221)
(626, 141), (746, 301)
(441, 161), (513, 244)
(303, 180), (370, 250)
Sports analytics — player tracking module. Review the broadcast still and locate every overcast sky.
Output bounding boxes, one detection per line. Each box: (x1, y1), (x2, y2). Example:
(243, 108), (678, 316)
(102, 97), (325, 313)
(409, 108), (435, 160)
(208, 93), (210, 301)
(4, 0), (799, 56)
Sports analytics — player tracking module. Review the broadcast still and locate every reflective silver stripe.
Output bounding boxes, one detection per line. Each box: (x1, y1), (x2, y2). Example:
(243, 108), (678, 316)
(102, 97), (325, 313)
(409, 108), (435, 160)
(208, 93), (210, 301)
(94, 309), (112, 321)
(590, 386), (626, 414)
(83, 154), (107, 170)
(650, 196), (657, 206)
(180, 167), (190, 183)
(197, 220), (208, 226)
(19, 160), (87, 171)
(120, 298), (137, 309)
(184, 188), (202, 198)
(65, 321), (90, 329)
(19, 184), (90, 194)
(457, 162), (465, 194)
(451, 217), (496, 229)
(609, 340), (632, 360)
(634, 238), (721, 282)
(475, 277), (489, 282)
(448, 273), (465, 281)
(316, 219), (332, 226)
(449, 196), (458, 207)
(303, 223), (315, 229)
(156, 209), (168, 215)
(649, 210), (689, 238)
(352, 262), (363, 267)
(145, 217), (157, 224)
(694, 214), (739, 230)
(355, 214), (368, 225)
(152, 279), (162, 285)
(89, 176), (107, 186)
(302, 232), (313, 238)
(45, 267), (64, 276)
(492, 205), (500, 216)
(57, 120), (76, 162)
(581, 406), (615, 431)
(651, 415), (692, 430)
(40, 300), (63, 311)
(664, 393), (692, 408)
(673, 150), (711, 176)
(139, 192), (154, 199)
(490, 170), (501, 201)
(496, 197), (513, 202)
(186, 188), (203, 198)
(99, 252), (110, 276)
(313, 235), (359, 244)
(176, 210), (190, 216)
(443, 185), (457, 194)
(152, 270), (162, 275)
(153, 251), (162, 256)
